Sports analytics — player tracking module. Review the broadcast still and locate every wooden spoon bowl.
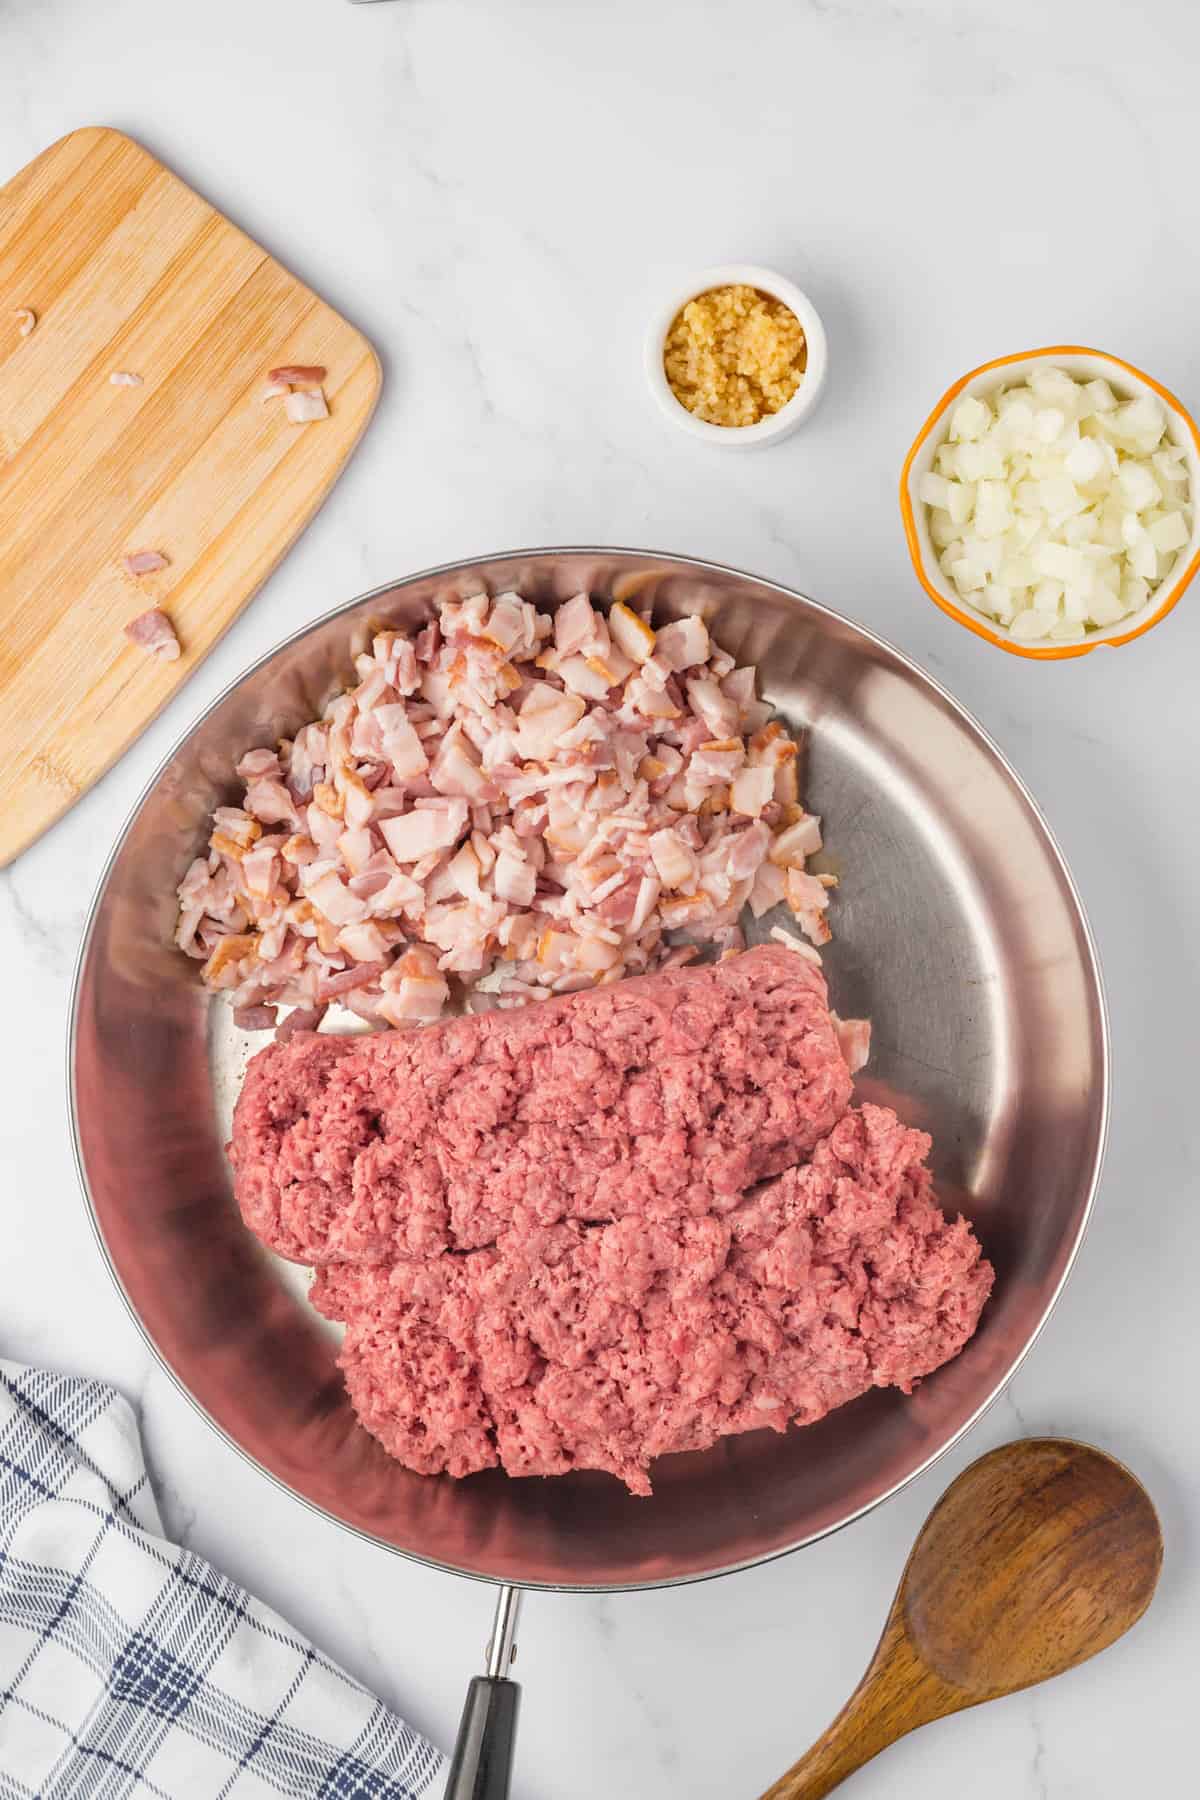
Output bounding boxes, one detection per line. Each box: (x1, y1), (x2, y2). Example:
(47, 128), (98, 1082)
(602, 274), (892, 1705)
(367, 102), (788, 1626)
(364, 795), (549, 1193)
(761, 1439), (1162, 1798)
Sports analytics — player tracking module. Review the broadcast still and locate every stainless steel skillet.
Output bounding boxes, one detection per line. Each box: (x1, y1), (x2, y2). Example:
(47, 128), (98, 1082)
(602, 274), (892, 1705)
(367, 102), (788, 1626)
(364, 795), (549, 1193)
(69, 548), (1108, 1798)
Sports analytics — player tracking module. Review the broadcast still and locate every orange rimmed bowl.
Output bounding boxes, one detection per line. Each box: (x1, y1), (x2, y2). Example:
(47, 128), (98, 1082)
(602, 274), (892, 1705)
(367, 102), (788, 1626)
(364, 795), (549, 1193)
(901, 346), (1200, 659)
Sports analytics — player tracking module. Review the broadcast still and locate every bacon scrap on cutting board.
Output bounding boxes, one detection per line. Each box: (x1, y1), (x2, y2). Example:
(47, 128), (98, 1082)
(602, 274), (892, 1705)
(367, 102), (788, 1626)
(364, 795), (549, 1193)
(124, 608), (180, 661)
(285, 389), (329, 423)
(122, 549), (169, 576)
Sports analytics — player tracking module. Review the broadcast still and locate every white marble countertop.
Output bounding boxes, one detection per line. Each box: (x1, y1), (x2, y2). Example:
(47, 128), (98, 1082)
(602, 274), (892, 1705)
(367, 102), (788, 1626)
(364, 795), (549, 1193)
(2, 1), (1197, 1794)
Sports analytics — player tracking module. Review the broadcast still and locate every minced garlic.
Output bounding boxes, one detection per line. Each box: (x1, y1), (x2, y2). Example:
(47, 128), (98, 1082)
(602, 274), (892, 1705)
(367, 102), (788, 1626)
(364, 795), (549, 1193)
(664, 284), (806, 427)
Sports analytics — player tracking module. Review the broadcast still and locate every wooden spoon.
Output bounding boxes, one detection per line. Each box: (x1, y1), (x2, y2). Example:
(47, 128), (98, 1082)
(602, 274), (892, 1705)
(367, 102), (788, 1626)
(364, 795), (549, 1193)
(761, 1438), (1162, 1799)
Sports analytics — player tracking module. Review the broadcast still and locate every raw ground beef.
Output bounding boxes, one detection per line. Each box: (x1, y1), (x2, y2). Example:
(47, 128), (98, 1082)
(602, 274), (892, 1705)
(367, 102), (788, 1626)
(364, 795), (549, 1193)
(229, 946), (854, 1264)
(228, 945), (993, 1494)
(311, 1105), (993, 1495)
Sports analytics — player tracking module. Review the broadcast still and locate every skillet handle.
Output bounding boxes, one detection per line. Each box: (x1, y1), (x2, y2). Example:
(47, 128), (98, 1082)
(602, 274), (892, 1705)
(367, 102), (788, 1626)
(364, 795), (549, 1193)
(445, 1586), (523, 1800)
(445, 1675), (520, 1800)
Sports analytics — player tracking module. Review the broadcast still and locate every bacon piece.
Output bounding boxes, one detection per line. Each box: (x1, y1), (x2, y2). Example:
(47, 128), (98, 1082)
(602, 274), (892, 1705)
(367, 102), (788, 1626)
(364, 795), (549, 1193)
(306, 869), (369, 927)
(380, 800), (468, 862)
(318, 960), (388, 1001)
(730, 766), (774, 819)
(378, 973), (450, 1025)
(269, 364), (327, 384)
(122, 550), (169, 576)
(285, 389), (329, 422)
(832, 1013), (872, 1074)
(123, 608), (180, 660)
(769, 815), (823, 866)
(233, 1004), (278, 1031)
(275, 1005), (327, 1040)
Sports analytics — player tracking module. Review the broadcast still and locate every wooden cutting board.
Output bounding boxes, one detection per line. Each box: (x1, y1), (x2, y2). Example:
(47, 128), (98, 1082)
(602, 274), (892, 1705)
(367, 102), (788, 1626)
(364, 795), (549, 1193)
(0, 126), (381, 867)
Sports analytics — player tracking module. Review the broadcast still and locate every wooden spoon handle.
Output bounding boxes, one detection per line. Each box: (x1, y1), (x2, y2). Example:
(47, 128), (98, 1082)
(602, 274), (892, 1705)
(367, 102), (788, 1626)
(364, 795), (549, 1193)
(759, 1622), (953, 1800)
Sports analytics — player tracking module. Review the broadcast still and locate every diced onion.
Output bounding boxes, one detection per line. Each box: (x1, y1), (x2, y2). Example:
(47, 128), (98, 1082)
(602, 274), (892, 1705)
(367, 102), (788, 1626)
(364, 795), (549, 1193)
(923, 368), (1191, 639)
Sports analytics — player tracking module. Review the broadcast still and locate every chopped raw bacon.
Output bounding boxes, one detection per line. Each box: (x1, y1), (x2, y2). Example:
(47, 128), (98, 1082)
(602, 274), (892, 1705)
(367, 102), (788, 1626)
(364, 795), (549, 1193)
(318, 960), (388, 1001)
(649, 827), (696, 890)
(554, 593), (596, 656)
(770, 814), (823, 866)
(380, 800), (468, 862)
(285, 389), (329, 422)
(654, 615), (710, 671)
(378, 973), (449, 1025)
(769, 924), (823, 965)
(13, 309), (35, 338)
(269, 365), (327, 385)
(123, 549), (169, 576)
(275, 1005), (327, 1040)
(179, 594), (838, 1029)
(233, 1004), (277, 1031)
(726, 819), (772, 882)
(306, 869), (368, 926)
(124, 608), (180, 661)
(109, 370), (143, 386)
(786, 868), (833, 945)
(832, 1012), (872, 1075)
(730, 765), (774, 819)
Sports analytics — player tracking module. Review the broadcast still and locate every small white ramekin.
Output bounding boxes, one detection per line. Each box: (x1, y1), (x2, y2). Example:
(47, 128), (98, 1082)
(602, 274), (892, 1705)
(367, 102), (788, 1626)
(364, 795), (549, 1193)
(644, 264), (828, 448)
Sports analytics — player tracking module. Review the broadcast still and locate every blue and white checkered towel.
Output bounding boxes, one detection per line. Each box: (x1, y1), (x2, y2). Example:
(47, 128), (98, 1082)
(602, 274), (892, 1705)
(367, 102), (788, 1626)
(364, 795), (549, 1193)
(0, 1363), (446, 1799)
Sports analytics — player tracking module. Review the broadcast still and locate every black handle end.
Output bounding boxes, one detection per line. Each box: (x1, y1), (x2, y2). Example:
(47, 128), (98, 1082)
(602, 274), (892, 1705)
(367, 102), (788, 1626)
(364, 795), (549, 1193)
(445, 1674), (521, 1800)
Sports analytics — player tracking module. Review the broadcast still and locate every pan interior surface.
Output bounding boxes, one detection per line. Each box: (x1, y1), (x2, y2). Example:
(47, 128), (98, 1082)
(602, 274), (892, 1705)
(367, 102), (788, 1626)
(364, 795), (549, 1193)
(70, 550), (1106, 1590)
